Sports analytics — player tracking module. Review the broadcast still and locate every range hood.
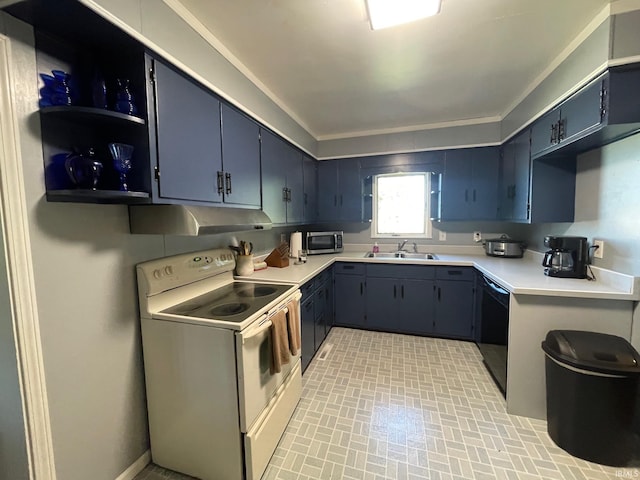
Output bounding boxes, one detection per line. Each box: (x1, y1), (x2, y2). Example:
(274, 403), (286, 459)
(128, 205), (273, 235)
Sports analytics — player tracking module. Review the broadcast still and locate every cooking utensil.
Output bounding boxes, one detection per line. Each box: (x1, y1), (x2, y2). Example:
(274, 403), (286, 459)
(483, 234), (526, 258)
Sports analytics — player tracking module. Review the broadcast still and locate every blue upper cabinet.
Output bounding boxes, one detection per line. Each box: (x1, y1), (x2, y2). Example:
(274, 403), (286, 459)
(439, 147), (500, 221)
(302, 155), (318, 223)
(220, 104), (261, 208)
(152, 58), (223, 204)
(499, 130), (531, 222)
(260, 129), (304, 224)
(317, 159), (362, 222)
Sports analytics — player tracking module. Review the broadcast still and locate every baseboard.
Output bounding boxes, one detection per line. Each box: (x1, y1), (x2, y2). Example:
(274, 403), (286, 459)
(115, 450), (150, 480)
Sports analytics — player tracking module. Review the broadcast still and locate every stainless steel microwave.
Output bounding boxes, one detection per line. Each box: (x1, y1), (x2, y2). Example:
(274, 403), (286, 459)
(306, 231), (343, 255)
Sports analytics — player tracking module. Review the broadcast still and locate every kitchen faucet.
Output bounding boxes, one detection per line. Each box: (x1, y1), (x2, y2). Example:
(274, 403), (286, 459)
(397, 239), (408, 252)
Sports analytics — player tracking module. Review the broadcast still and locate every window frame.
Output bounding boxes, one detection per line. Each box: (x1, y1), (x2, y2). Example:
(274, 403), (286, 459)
(371, 171), (432, 239)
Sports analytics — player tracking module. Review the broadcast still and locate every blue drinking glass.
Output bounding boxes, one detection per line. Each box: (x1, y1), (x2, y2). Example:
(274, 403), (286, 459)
(108, 143), (134, 191)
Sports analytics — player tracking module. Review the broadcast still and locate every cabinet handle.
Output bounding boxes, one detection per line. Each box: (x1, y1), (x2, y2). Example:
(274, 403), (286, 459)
(438, 287), (441, 301)
(216, 171), (224, 195)
(393, 285), (397, 298)
(304, 192), (308, 205)
(288, 188), (292, 202)
(558, 118), (566, 141)
(360, 282), (364, 295)
(550, 123), (557, 144)
(282, 187), (288, 202)
(225, 172), (232, 194)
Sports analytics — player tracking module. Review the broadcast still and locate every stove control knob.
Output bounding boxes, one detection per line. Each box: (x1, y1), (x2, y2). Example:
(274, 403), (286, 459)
(164, 266), (174, 276)
(153, 269), (162, 279)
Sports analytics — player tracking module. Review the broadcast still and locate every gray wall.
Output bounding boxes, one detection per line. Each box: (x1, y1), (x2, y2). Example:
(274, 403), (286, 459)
(521, 132), (640, 276)
(0, 206), (29, 480)
(2, 11), (289, 480)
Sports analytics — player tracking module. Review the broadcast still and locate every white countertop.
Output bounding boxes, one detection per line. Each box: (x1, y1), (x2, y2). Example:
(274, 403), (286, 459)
(238, 247), (639, 301)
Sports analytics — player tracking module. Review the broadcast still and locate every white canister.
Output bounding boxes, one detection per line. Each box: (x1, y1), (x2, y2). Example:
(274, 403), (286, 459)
(289, 231), (302, 258)
(235, 254), (254, 276)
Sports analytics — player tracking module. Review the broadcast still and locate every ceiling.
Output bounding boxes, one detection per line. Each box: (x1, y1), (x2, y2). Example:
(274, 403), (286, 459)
(174, 0), (611, 141)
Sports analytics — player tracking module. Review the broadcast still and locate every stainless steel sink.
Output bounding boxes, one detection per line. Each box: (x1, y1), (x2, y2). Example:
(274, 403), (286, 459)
(399, 252), (438, 260)
(364, 252), (401, 258)
(364, 252), (438, 260)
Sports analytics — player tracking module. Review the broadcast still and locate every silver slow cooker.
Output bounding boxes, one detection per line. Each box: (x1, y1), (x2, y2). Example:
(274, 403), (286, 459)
(483, 235), (526, 258)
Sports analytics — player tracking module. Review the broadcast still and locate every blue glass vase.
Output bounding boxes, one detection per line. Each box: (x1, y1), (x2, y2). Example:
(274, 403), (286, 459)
(114, 79), (137, 115)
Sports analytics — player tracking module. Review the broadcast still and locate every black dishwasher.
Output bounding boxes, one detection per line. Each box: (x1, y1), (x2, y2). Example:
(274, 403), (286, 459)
(476, 274), (510, 396)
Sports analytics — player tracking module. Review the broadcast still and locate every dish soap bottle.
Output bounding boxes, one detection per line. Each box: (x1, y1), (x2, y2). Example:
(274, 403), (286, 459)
(372, 242), (379, 253)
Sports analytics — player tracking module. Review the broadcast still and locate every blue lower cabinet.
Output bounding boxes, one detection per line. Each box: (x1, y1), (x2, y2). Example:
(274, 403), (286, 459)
(300, 296), (315, 372)
(366, 276), (434, 334)
(401, 279), (435, 335)
(334, 272), (366, 327)
(433, 267), (475, 339)
(300, 268), (334, 373)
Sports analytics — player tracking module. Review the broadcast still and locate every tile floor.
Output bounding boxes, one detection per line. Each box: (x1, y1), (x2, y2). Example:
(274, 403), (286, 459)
(135, 327), (637, 480)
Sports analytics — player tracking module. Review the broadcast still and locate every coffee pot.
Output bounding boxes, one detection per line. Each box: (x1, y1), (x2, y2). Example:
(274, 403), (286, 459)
(542, 236), (588, 278)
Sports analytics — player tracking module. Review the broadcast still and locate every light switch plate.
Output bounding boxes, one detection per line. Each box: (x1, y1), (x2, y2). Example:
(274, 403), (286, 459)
(439, 231), (447, 241)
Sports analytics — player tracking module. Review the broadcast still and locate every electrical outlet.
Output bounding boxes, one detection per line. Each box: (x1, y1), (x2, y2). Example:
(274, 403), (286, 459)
(473, 231), (482, 242)
(439, 231), (447, 241)
(280, 233), (287, 244)
(593, 239), (604, 259)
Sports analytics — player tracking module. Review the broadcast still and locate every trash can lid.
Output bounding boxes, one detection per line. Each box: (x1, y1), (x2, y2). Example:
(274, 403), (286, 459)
(541, 330), (640, 375)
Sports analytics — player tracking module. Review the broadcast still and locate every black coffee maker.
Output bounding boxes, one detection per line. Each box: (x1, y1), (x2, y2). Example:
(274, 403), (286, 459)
(542, 236), (589, 278)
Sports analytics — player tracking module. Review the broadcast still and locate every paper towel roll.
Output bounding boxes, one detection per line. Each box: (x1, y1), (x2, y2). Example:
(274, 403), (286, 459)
(289, 231), (302, 258)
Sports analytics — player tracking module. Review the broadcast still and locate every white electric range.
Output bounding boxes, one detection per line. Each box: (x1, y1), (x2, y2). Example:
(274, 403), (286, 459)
(136, 248), (302, 480)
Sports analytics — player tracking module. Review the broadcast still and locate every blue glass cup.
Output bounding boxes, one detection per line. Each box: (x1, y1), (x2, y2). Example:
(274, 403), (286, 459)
(108, 143), (134, 191)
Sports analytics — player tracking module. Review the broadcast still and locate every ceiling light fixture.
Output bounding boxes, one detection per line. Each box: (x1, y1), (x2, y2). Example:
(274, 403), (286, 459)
(365, 0), (442, 30)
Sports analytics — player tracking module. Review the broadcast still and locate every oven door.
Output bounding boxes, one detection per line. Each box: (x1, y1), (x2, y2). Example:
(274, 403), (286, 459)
(235, 297), (301, 432)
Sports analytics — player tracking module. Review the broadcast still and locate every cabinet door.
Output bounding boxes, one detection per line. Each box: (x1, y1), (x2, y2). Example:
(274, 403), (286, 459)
(220, 104), (261, 207)
(300, 297), (315, 372)
(317, 161), (338, 221)
(531, 108), (561, 158)
(365, 277), (398, 331)
(512, 130), (532, 221)
(499, 141), (516, 220)
(334, 274), (365, 327)
(323, 277), (334, 333)
(434, 280), (474, 339)
(400, 279), (435, 335)
(285, 148), (304, 224)
(500, 132), (531, 221)
(440, 150), (471, 220)
(560, 79), (603, 144)
(260, 129), (287, 224)
(337, 159), (362, 221)
(470, 147), (499, 220)
(154, 59), (223, 203)
(302, 155), (318, 223)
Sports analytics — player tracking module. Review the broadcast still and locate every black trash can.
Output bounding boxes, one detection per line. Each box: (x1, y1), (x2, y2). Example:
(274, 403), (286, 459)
(542, 330), (640, 467)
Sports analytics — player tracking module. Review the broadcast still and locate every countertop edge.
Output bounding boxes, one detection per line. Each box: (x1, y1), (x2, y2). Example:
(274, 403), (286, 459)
(237, 251), (639, 301)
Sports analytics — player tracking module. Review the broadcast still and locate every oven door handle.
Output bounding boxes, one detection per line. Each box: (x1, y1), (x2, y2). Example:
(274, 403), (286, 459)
(241, 314), (272, 344)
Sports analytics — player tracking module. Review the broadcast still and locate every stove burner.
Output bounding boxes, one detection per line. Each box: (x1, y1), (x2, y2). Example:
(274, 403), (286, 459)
(171, 302), (204, 315)
(237, 286), (277, 298)
(209, 302), (250, 317)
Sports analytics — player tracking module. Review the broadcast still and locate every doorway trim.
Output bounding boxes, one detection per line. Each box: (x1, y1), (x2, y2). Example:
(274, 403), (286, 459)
(0, 34), (56, 479)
